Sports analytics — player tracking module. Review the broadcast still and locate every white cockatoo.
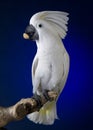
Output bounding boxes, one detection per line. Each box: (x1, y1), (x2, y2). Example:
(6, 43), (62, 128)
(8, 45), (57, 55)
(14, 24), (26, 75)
(23, 11), (70, 125)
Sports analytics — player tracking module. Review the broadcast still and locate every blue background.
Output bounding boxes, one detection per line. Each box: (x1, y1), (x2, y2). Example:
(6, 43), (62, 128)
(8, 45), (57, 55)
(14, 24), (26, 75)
(0, 0), (93, 130)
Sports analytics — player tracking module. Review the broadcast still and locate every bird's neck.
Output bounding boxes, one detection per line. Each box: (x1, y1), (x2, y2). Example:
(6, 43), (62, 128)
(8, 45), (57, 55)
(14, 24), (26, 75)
(36, 35), (65, 56)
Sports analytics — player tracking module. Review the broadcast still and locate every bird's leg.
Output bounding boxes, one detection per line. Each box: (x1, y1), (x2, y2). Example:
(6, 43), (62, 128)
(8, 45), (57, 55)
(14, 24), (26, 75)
(43, 90), (51, 101)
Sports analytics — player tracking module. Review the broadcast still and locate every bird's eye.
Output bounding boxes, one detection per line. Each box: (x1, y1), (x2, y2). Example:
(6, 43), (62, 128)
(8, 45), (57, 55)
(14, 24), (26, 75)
(38, 24), (42, 28)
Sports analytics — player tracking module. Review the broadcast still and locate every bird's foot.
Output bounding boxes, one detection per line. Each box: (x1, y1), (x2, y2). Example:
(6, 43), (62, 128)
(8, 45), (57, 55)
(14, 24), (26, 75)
(32, 90), (56, 109)
(32, 94), (42, 109)
(43, 90), (51, 101)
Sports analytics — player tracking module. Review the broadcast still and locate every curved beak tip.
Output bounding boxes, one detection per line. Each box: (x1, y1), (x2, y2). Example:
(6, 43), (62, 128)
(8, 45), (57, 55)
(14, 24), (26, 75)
(23, 33), (29, 39)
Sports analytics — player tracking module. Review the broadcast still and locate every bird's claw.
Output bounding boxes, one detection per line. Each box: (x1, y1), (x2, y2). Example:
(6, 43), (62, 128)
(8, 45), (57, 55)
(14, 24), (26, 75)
(43, 90), (58, 101)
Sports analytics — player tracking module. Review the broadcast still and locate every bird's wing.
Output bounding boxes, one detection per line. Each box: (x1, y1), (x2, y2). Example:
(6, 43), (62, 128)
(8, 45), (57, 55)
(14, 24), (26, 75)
(32, 54), (39, 91)
(32, 54), (38, 78)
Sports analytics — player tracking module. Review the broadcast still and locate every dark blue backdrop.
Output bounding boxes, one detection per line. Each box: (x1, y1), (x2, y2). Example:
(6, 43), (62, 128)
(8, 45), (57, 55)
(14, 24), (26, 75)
(0, 0), (93, 130)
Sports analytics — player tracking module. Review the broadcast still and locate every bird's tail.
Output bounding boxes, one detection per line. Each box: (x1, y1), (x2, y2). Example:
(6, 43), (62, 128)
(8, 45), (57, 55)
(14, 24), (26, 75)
(27, 101), (58, 125)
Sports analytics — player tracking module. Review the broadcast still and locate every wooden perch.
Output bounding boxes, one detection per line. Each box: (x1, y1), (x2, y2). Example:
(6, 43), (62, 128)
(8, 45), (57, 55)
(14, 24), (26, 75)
(0, 91), (57, 128)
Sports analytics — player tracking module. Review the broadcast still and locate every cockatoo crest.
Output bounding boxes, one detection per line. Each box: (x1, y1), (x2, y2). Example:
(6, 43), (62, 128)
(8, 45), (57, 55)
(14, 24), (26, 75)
(30, 11), (69, 39)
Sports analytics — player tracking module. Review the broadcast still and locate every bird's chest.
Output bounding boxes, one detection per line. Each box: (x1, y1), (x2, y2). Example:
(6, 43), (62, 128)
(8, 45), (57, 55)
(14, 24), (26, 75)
(35, 55), (52, 89)
(36, 53), (63, 90)
(37, 59), (51, 79)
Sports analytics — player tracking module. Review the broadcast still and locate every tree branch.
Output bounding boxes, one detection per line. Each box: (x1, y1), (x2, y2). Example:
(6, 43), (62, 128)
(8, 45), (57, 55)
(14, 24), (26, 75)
(0, 91), (57, 128)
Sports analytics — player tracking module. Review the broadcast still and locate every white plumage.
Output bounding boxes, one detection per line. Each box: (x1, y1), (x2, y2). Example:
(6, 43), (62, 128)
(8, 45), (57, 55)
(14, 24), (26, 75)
(26, 11), (70, 125)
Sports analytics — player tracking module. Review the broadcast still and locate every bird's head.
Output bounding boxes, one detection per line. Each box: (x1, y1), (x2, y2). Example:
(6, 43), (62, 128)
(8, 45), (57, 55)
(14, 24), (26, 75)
(23, 11), (69, 42)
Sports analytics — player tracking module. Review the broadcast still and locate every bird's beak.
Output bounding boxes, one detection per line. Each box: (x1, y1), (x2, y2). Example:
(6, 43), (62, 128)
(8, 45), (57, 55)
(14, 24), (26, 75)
(23, 24), (39, 41)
